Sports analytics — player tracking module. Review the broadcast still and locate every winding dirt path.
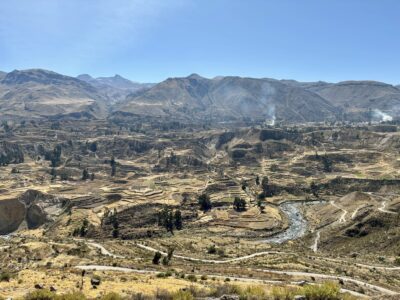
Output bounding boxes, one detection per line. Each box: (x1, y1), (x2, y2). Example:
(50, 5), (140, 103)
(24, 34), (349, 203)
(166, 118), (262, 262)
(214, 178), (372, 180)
(330, 201), (348, 223)
(71, 238), (400, 296)
(351, 205), (365, 219)
(74, 264), (390, 297)
(133, 242), (400, 271)
(87, 242), (125, 259)
(378, 201), (397, 214)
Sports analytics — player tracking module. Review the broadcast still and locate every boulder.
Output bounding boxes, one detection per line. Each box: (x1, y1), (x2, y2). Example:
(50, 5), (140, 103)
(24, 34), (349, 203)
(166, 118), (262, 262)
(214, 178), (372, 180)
(0, 199), (25, 234)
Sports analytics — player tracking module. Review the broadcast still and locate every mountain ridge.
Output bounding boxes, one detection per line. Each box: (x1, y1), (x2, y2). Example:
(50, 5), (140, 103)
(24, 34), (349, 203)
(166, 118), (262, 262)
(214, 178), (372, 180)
(0, 69), (107, 119)
(1, 68), (400, 122)
(77, 73), (154, 103)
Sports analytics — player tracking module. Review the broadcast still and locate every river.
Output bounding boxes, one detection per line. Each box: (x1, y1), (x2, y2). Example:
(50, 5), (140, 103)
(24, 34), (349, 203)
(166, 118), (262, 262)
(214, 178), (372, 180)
(262, 200), (325, 244)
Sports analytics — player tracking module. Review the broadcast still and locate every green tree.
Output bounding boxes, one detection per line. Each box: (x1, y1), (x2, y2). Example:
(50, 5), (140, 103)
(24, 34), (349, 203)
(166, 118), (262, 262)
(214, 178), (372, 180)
(79, 219), (89, 237)
(233, 197), (246, 212)
(82, 168), (89, 180)
(110, 156), (116, 177)
(261, 176), (269, 193)
(89, 141), (97, 152)
(110, 213), (119, 238)
(174, 210), (183, 230)
(152, 251), (162, 264)
(310, 181), (318, 197)
(321, 155), (333, 172)
(166, 211), (174, 233)
(198, 193), (212, 211)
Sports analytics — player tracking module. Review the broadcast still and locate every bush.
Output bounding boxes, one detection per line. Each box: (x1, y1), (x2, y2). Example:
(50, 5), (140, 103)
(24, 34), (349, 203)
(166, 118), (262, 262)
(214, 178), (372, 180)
(394, 257), (400, 265)
(0, 271), (11, 282)
(198, 194), (212, 211)
(172, 290), (194, 300)
(233, 197), (246, 212)
(239, 285), (266, 299)
(209, 284), (241, 297)
(153, 251), (162, 265)
(303, 281), (341, 300)
(57, 292), (87, 300)
(271, 286), (298, 300)
(25, 290), (55, 300)
(207, 244), (217, 254)
(186, 274), (197, 282)
(101, 292), (123, 300)
(155, 289), (173, 300)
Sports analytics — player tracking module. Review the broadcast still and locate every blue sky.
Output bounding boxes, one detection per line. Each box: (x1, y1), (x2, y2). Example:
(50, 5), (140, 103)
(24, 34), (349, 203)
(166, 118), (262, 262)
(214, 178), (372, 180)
(0, 0), (399, 84)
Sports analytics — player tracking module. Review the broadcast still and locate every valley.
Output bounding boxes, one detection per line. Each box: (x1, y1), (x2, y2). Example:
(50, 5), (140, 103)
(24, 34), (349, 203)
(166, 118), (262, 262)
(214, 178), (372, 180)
(0, 118), (399, 299)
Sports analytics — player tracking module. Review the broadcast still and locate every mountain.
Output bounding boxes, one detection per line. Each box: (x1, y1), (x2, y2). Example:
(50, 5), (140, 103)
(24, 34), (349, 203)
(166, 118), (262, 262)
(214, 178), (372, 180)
(2, 69), (400, 123)
(77, 74), (154, 103)
(304, 81), (400, 121)
(0, 71), (6, 81)
(114, 74), (339, 123)
(0, 69), (107, 119)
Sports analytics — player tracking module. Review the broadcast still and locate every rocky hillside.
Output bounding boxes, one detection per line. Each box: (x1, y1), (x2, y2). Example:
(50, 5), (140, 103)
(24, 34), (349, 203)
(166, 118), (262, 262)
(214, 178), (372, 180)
(77, 74), (154, 103)
(304, 81), (400, 121)
(0, 69), (107, 119)
(1, 69), (400, 123)
(115, 74), (340, 123)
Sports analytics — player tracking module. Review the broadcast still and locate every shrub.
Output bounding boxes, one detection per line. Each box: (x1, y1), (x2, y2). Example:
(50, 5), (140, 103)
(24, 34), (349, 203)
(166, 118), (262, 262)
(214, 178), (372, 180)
(233, 197), (246, 212)
(172, 290), (194, 300)
(209, 284), (241, 297)
(0, 271), (11, 282)
(303, 281), (341, 300)
(198, 194), (212, 211)
(271, 286), (298, 300)
(239, 285), (266, 299)
(25, 289), (55, 300)
(153, 251), (162, 264)
(101, 292), (124, 300)
(155, 289), (173, 300)
(207, 244), (217, 254)
(187, 274), (197, 282)
(394, 257), (400, 265)
(57, 292), (87, 300)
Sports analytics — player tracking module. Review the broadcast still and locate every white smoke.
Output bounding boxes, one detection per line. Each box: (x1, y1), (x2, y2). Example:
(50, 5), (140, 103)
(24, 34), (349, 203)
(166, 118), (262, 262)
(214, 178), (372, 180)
(265, 104), (276, 126)
(373, 109), (393, 122)
(260, 83), (276, 126)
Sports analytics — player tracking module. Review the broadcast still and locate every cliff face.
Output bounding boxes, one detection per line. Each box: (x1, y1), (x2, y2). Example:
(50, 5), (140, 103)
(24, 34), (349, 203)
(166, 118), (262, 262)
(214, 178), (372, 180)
(0, 198), (26, 234)
(0, 190), (65, 235)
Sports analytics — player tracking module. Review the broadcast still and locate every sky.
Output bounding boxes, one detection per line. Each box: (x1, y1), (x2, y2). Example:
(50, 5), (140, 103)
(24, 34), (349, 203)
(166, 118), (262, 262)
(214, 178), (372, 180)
(0, 0), (400, 84)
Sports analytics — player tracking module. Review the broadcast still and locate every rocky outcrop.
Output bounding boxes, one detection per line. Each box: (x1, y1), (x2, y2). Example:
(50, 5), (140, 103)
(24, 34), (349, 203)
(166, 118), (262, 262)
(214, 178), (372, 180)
(0, 189), (65, 235)
(0, 198), (26, 234)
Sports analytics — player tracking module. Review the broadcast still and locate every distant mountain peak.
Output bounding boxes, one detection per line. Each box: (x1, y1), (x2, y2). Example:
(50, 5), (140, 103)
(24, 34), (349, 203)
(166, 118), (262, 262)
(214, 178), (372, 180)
(2, 69), (90, 86)
(77, 74), (94, 81)
(187, 73), (205, 80)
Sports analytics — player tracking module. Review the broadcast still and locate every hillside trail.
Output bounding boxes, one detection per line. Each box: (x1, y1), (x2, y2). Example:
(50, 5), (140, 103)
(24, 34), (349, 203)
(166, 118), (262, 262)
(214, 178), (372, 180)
(330, 200), (348, 223)
(75, 262), (397, 297)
